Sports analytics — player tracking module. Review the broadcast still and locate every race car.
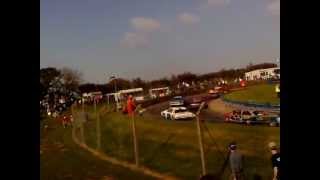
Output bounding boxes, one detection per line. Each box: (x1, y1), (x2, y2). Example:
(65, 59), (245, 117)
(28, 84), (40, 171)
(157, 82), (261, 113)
(224, 109), (267, 125)
(169, 96), (185, 107)
(161, 106), (196, 120)
(184, 96), (208, 110)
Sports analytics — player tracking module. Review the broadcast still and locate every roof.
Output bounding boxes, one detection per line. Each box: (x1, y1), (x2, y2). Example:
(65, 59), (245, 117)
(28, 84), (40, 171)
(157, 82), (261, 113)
(245, 67), (280, 74)
(118, 88), (143, 94)
(149, 87), (169, 91)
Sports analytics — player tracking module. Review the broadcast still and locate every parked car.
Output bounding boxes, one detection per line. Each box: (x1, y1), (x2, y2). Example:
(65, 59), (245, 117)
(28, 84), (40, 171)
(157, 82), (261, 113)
(185, 96), (208, 110)
(161, 106), (196, 120)
(169, 96), (185, 107)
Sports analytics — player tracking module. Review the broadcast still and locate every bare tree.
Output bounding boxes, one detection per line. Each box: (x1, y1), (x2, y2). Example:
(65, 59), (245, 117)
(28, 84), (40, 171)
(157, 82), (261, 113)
(61, 67), (82, 91)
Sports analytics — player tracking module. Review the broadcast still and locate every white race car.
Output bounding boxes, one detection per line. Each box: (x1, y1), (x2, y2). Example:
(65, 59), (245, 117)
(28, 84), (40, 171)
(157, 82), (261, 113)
(161, 106), (196, 120)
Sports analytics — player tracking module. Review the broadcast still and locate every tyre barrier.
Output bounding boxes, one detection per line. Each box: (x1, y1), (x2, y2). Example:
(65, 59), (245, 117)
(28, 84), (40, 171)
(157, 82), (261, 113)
(222, 96), (280, 111)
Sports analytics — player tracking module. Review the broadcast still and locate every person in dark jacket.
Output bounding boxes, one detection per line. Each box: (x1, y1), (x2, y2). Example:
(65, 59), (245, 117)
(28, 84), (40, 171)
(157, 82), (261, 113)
(269, 142), (280, 180)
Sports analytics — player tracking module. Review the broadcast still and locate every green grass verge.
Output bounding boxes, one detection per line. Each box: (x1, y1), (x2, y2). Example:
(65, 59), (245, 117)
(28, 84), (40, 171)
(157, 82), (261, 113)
(224, 84), (280, 105)
(78, 106), (280, 180)
(40, 117), (153, 180)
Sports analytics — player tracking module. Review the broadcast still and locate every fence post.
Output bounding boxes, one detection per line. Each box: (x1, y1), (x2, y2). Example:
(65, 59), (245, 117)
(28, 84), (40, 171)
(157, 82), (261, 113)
(132, 104), (141, 167)
(196, 102), (207, 176)
(80, 98), (85, 144)
(82, 97), (85, 113)
(95, 99), (101, 150)
(132, 114), (139, 166)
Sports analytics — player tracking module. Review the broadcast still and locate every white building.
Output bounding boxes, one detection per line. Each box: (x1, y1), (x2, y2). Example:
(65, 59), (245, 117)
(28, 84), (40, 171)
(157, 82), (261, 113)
(149, 87), (171, 99)
(245, 67), (280, 81)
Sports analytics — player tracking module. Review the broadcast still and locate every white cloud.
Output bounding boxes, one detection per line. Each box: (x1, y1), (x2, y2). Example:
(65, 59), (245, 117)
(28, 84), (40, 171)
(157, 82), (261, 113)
(121, 32), (148, 48)
(267, 0), (280, 16)
(121, 17), (162, 48)
(207, 0), (230, 6)
(130, 17), (161, 32)
(177, 13), (200, 25)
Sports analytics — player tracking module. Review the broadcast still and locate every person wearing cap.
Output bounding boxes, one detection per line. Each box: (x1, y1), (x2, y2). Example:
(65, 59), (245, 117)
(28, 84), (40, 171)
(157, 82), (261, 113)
(228, 142), (244, 180)
(269, 142), (280, 180)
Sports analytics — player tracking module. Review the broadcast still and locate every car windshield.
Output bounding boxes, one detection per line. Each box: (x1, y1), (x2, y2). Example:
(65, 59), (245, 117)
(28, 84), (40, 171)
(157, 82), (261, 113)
(175, 109), (187, 113)
(174, 97), (182, 100)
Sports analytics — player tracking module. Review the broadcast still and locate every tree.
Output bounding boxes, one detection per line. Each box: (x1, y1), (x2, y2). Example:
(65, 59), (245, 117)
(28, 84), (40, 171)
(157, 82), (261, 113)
(61, 67), (82, 92)
(108, 78), (131, 91)
(131, 77), (146, 89)
(79, 83), (96, 93)
(177, 72), (197, 84)
(40, 67), (61, 92)
(150, 78), (170, 88)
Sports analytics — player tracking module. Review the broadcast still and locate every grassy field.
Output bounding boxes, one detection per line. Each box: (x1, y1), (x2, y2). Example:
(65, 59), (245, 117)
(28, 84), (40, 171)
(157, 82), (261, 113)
(224, 84), (280, 105)
(75, 104), (280, 180)
(40, 116), (153, 180)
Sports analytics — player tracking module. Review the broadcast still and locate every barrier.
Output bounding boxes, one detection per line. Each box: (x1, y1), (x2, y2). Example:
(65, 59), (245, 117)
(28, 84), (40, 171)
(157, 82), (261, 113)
(222, 96), (280, 110)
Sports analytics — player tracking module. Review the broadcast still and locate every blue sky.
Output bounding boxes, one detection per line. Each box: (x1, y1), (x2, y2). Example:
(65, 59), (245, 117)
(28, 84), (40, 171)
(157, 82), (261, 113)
(41, 0), (280, 83)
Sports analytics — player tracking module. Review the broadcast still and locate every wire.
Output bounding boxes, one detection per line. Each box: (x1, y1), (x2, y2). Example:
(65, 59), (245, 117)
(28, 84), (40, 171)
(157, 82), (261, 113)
(201, 122), (231, 176)
(144, 133), (176, 164)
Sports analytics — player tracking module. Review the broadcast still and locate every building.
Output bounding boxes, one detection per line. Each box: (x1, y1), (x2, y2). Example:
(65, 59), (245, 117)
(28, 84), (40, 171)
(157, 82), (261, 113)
(149, 87), (171, 99)
(245, 67), (280, 81)
(118, 88), (145, 101)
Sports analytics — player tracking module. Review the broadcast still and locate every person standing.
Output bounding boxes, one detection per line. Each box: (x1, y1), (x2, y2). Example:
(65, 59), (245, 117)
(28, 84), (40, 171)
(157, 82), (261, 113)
(228, 142), (244, 180)
(126, 95), (136, 116)
(269, 142), (280, 180)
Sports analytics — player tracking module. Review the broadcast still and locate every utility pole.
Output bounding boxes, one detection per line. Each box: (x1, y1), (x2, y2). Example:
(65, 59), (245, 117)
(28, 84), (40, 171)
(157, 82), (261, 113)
(196, 102), (206, 176)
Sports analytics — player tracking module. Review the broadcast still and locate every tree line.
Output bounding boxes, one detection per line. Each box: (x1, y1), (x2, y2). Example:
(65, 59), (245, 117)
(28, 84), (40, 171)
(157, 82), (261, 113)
(40, 62), (277, 96)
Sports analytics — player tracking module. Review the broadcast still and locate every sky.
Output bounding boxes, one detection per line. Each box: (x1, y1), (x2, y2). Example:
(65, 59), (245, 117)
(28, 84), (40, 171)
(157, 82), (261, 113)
(41, 0), (280, 83)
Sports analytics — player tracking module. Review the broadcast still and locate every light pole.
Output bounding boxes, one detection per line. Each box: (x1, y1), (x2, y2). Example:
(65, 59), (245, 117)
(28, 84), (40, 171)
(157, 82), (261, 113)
(109, 75), (118, 111)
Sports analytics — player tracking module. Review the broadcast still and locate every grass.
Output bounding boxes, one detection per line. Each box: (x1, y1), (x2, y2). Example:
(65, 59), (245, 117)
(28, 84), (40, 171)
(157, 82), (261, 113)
(40, 116), (153, 180)
(224, 84), (280, 105)
(75, 104), (280, 180)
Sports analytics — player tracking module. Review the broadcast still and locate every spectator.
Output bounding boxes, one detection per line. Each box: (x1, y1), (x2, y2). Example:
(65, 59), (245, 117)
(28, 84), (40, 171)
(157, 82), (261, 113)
(228, 142), (244, 180)
(268, 142), (280, 180)
(126, 95), (136, 116)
